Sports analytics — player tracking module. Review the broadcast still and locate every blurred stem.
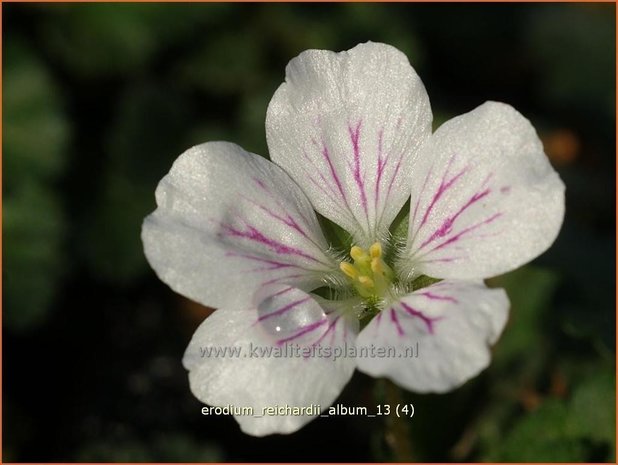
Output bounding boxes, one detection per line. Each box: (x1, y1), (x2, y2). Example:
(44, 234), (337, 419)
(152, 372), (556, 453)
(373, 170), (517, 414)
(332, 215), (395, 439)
(380, 379), (415, 462)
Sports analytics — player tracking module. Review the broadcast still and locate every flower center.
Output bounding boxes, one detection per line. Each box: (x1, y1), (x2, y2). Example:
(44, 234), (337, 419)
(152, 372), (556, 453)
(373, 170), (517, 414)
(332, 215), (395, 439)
(339, 242), (394, 303)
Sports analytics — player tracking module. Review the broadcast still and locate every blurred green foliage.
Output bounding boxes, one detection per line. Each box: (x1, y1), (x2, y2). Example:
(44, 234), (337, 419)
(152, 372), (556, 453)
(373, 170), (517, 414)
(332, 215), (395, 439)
(76, 433), (222, 462)
(4, 39), (69, 330)
(527, 5), (615, 120)
(3, 3), (615, 462)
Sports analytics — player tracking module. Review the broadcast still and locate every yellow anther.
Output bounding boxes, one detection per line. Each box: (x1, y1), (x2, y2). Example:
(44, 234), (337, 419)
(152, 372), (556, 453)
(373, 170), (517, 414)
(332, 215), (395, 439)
(358, 276), (375, 288)
(350, 246), (367, 262)
(339, 262), (358, 279)
(341, 242), (392, 300)
(369, 242), (382, 259)
(371, 257), (383, 274)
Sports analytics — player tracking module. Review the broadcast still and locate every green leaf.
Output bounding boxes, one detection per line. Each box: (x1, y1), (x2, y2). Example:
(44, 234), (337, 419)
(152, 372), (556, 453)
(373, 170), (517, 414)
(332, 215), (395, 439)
(4, 40), (70, 189)
(525, 4), (615, 119)
(388, 199), (410, 243)
(4, 182), (66, 330)
(178, 28), (267, 96)
(317, 213), (353, 252)
(499, 399), (587, 461)
(570, 369), (616, 455)
(42, 4), (230, 77)
(76, 433), (222, 462)
(488, 266), (560, 368)
(4, 40), (69, 331)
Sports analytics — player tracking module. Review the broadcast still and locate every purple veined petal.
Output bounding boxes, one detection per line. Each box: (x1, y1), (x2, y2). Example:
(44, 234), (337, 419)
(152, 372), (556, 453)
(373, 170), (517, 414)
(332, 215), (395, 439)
(400, 101), (565, 281)
(142, 142), (337, 310)
(266, 42), (432, 246)
(253, 284), (359, 349)
(356, 280), (509, 393)
(182, 287), (359, 436)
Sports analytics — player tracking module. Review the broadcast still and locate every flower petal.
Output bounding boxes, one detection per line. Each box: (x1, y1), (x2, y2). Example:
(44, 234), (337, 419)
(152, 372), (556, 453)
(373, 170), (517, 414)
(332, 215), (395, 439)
(142, 142), (336, 309)
(266, 42), (432, 246)
(355, 281), (508, 393)
(182, 287), (358, 436)
(401, 101), (565, 280)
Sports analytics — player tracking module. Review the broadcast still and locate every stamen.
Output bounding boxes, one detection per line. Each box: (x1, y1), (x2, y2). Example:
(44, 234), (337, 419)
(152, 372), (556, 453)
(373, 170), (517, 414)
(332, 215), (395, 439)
(350, 245), (367, 262)
(338, 241), (393, 306)
(369, 242), (382, 259)
(371, 257), (383, 274)
(340, 262), (358, 279)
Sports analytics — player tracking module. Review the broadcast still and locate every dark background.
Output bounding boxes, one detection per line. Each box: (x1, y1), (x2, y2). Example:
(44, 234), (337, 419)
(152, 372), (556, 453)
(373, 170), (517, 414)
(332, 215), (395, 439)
(3, 3), (616, 462)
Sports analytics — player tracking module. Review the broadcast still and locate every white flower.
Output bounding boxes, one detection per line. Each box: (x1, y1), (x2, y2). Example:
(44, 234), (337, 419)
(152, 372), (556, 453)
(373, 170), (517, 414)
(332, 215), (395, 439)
(142, 42), (565, 436)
